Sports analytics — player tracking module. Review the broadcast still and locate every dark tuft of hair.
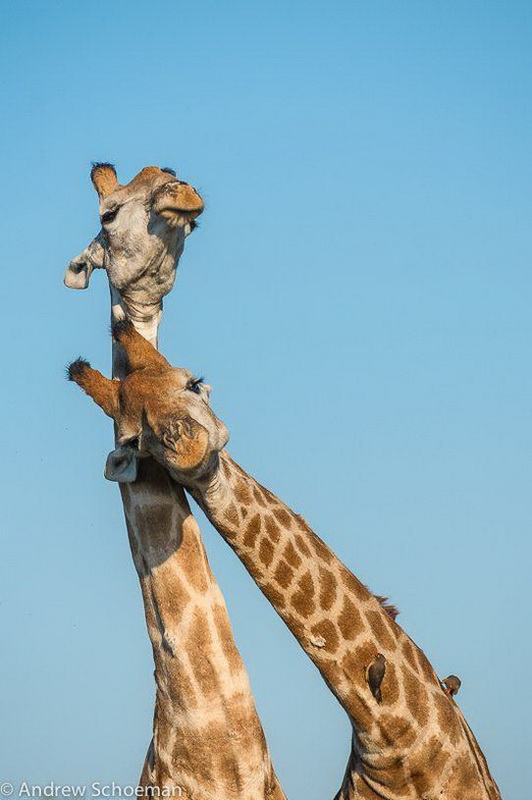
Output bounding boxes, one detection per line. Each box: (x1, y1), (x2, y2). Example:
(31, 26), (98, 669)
(161, 167), (176, 176)
(375, 595), (400, 621)
(67, 358), (91, 381)
(90, 162), (116, 179)
(111, 317), (135, 340)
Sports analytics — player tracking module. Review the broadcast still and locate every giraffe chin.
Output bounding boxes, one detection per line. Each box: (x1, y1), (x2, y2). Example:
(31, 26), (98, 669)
(104, 446), (139, 483)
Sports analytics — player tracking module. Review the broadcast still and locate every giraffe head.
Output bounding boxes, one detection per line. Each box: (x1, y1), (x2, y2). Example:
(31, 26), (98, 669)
(64, 164), (204, 333)
(68, 319), (228, 483)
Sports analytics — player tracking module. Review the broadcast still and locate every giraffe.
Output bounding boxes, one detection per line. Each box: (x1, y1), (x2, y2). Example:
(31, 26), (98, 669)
(65, 164), (285, 799)
(67, 322), (502, 800)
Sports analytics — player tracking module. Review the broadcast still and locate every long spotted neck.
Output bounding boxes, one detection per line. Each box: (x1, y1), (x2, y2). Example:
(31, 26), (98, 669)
(188, 452), (501, 800)
(111, 302), (285, 800)
(119, 465), (282, 798)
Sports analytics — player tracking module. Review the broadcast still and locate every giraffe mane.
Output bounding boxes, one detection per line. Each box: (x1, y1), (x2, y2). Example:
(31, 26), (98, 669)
(374, 594), (399, 621)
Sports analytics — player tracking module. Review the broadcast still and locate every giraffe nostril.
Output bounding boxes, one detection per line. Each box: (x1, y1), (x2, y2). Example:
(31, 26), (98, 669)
(64, 258), (95, 290)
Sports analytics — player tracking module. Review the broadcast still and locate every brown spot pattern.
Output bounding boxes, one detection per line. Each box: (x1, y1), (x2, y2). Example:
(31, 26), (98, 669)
(291, 582), (315, 618)
(382, 658), (400, 706)
(338, 596), (364, 640)
(341, 567), (369, 599)
(259, 537), (275, 567)
(365, 609), (396, 650)
(434, 692), (461, 746)
(264, 582), (287, 609)
(295, 533), (312, 557)
(318, 565), (337, 611)
(265, 515), (281, 543)
(273, 507), (293, 528)
(164, 666), (198, 710)
(134, 504), (174, 553)
(221, 458), (232, 478)
(310, 619), (340, 652)
(416, 649), (438, 685)
(401, 637), (419, 672)
(380, 713), (417, 749)
(159, 576), (191, 620)
(283, 541), (302, 569)
(312, 535), (334, 564)
(364, 753), (411, 795)
(273, 560), (295, 589)
(259, 485), (278, 504)
(253, 486), (267, 507)
(213, 605), (243, 676)
(244, 514), (261, 548)
(186, 554), (209, 594)
(403, 668), (429, 726)
(298, 570), (315, 596)
(410, 736), (451, 794)
(342, 639), (375, 683)
(224, 503), (239, 526)
(186, 612), (219, 700)
(234, 479), (252, 504)
(295, 514), (311, 532)
(440, 753), (481, 798)
(344, 685), (375, 729)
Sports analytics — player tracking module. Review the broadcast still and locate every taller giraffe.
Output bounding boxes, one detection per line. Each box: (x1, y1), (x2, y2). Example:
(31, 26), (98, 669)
(65, 164), (285, 799)
(68, 323), (502, 800)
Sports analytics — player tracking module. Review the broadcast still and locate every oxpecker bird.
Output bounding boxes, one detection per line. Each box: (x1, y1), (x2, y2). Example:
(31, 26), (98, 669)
(366, 653), (386, 703)
(442, 675), (462, 697)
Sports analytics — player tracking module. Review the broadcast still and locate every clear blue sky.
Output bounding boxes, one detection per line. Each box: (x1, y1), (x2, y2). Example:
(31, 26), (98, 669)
(1, 1), (530, 797)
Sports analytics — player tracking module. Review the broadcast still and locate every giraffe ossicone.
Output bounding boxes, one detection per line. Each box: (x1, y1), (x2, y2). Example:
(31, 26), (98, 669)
(68, 319), (502, 800)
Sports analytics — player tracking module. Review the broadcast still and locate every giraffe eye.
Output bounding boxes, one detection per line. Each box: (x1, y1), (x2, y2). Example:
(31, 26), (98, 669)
(101, 207), (119, 225)
(187, 377), (204, 394)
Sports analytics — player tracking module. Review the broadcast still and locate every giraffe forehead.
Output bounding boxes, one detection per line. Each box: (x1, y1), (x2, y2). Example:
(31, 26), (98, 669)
(100, 167), (176, 209)
(128, 367), (192, 390)
(122, 369), (192, 409)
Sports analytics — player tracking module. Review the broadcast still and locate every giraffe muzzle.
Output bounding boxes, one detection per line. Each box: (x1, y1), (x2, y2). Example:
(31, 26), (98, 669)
(104, 446), (139, 483)
(64, 257), (94, 290)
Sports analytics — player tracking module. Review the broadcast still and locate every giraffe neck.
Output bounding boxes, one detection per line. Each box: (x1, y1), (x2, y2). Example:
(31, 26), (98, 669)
(188, 451), (501, 799)
(110, 286), (161, 348)
(110, 296), (284, 799)
(119, 463), (281, 798)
